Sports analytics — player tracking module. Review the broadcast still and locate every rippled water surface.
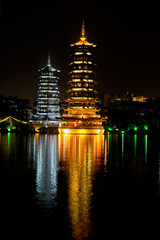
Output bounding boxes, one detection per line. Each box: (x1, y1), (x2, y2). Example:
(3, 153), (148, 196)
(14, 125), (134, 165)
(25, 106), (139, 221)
(0, 133), (160, 239)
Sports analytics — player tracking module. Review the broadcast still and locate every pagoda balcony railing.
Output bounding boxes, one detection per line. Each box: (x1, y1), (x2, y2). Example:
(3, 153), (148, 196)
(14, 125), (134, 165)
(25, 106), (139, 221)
(60, 122), (103, 128)
(60, 125), (103, 129)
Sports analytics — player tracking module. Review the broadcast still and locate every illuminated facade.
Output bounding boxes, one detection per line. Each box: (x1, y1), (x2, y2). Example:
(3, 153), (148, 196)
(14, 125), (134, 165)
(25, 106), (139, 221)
(59, 21), (104, 134)
(31, 54), (60, 132)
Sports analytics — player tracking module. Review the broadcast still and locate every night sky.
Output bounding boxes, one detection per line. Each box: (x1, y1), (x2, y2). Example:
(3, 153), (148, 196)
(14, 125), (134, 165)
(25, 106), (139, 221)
(1, 1), (160, 106)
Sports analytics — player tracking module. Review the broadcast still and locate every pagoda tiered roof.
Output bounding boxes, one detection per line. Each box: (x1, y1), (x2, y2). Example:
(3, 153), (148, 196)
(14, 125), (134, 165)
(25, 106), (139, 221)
(70, 20), (96, 47)
(38, 53), (60, 73)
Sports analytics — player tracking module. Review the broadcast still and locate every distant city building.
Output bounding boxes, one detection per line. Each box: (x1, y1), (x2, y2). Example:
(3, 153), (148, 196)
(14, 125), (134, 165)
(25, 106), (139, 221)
(59, 21), (104, 134)
(0, 95), (30, 120)
(102, 92), (148, 108)
(100, 92), (151, 122)
(31, 54), (60, 131)
(132, 96), (147, 102)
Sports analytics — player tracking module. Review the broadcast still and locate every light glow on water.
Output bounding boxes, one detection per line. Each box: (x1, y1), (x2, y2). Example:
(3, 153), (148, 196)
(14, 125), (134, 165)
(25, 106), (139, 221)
(1, 133), (160, 239)
(33, 134), (58, 206)
(59, 134), (104, 239)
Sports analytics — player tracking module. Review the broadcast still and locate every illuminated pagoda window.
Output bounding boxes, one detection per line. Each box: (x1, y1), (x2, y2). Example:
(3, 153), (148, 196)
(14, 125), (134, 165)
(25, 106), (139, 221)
(59, 21), (104, 135)
(32, 53), (60, 128)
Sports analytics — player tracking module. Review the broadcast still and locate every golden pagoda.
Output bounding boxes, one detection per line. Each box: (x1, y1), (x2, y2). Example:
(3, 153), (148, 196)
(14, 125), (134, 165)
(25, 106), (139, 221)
(59, 21), (104, 135)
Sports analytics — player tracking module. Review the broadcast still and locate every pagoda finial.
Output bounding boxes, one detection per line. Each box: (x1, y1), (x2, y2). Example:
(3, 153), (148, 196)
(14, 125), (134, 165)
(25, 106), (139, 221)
(80, 19), (86, 41)
(47, 52), (51, 67)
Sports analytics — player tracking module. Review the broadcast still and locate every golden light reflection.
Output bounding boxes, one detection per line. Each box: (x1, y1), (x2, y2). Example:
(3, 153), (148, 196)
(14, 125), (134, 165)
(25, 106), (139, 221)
(104, 136), (108, 170)
(58, 134), (104, 240)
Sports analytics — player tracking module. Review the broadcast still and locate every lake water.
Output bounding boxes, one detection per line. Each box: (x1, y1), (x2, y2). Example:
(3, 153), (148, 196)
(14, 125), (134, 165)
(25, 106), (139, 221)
(0, 133), (160, 239)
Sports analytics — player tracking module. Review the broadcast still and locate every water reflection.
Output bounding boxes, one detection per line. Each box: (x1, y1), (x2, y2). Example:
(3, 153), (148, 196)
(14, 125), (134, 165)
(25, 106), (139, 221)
(158, 151), (160, 196)
(104, 135), (108, 171)
(0, 132), (154, 238)
(31, 134), (59, 206)
(144, 134), (148, 163)
(121, 132), (124, 162)
(0, 133), (17, 160)
(59, 134), (104, 240)
(134, 134), (137, 159)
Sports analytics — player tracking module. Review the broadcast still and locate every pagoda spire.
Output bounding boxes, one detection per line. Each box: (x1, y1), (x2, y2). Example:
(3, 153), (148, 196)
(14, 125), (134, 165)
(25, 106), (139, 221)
(47, 52), (51, 67)
(80, 20), (86, 41)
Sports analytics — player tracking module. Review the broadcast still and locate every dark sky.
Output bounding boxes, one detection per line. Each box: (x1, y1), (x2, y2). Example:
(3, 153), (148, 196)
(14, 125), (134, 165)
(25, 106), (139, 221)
(1, 0), (160, 106)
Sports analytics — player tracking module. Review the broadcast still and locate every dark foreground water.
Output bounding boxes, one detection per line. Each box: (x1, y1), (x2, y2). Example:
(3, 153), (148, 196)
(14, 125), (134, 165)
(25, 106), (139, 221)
(0, 133), (160, 239)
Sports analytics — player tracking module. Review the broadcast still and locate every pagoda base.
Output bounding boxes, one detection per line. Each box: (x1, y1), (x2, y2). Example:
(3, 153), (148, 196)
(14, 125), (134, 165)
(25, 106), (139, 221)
(32, 123), (59, 133)
(59, 127), (104, 135)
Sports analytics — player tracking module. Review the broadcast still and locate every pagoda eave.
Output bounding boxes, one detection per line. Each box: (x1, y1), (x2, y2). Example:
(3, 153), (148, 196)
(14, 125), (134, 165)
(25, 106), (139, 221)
(70, 42), (96, 47)
(61, 115), (102, 120)
(65, 97), (98, 102)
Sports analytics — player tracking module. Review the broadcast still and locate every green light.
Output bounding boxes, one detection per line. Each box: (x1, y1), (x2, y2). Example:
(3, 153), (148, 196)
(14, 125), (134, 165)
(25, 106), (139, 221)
(121, 130), (125, 134)
(7, 125), (11, 132)
(133, 126), (138, 131)
(108, 127), (113, 131)
(144, 125), (148, 131)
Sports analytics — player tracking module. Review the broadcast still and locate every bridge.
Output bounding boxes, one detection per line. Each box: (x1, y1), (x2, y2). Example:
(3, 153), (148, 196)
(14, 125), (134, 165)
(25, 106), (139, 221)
(0, 116), (59, 133)
(0, 116), (28, 131)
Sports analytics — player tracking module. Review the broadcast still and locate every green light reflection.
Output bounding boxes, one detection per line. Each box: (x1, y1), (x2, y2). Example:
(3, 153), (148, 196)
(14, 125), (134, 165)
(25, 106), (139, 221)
(122, 133), (124, 163)
(134, 134), (137, 160)
(7, 132), (11, 157)
(144, 134), (148, 163)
